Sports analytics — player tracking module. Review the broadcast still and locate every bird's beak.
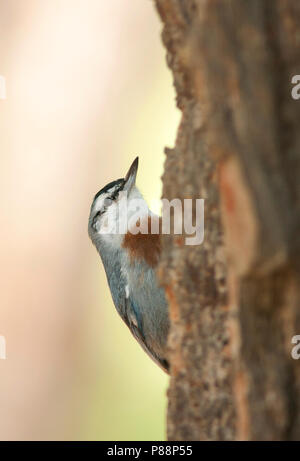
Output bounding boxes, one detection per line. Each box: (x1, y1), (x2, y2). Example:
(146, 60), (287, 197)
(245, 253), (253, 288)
(123, 157), (139, 193)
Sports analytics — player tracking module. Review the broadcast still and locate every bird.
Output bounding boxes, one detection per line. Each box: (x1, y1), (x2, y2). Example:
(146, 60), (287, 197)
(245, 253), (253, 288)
(88, 157), (169, 373)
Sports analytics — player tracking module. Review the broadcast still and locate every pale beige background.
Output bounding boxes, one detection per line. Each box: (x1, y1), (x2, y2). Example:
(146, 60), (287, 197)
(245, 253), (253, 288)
(0, 0), (179, 440)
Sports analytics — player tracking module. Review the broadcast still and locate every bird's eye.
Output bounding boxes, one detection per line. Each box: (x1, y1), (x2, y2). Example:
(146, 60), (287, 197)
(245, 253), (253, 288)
(104, 197), (113, 207)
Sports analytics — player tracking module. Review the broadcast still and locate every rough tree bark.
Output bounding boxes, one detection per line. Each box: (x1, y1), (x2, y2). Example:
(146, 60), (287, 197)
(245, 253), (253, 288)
(155, 0), (300, 440)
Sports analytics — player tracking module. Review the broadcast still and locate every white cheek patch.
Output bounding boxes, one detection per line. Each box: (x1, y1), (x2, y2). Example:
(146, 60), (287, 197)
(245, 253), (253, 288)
(93, 187), (120, 236)
(125, 284), (130, 298)
(93, 220), (101, 232)
(93, 188), (114, 213)
(101, 203), (118, 234)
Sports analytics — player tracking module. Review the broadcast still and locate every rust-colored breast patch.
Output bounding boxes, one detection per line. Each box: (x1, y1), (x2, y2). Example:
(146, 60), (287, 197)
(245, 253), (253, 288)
(122, 217), (162, 268)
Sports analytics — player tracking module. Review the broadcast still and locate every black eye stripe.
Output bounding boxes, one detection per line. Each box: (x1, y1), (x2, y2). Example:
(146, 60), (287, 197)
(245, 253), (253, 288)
(93, 195), (113, 223)
(92, 211), (100, 230)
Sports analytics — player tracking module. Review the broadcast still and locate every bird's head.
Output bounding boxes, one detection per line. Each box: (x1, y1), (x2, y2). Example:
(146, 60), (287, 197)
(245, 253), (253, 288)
(88, 157), (149, 248)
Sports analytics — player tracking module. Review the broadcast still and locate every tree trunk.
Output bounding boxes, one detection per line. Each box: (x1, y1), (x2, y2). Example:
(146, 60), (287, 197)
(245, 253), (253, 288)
(155, 0), (300, 441)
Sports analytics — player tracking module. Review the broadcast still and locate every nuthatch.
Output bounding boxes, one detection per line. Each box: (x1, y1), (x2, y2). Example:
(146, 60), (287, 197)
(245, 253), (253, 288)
(88, 158), (169, 373)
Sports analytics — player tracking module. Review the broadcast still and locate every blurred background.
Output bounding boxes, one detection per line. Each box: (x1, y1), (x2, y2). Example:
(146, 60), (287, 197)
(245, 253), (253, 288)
(0, 0), (180, 440)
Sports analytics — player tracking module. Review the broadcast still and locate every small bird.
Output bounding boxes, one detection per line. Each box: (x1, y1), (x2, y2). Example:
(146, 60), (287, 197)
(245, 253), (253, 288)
(88, 157), (169, 373)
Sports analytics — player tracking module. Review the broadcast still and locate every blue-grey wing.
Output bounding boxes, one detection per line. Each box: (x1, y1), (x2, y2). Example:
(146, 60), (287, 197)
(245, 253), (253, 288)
(103, 253), (169, 373)
(123, 295), (169, 373)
